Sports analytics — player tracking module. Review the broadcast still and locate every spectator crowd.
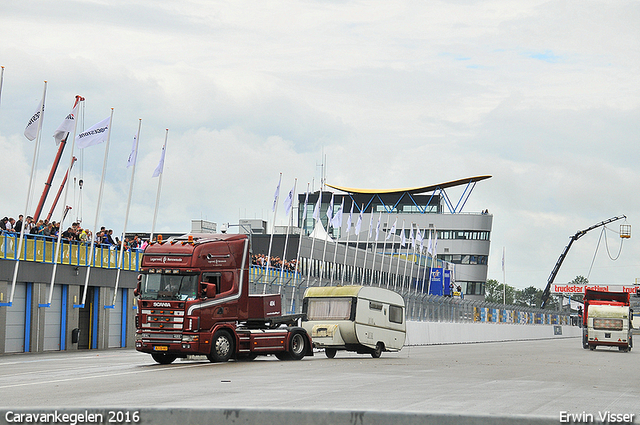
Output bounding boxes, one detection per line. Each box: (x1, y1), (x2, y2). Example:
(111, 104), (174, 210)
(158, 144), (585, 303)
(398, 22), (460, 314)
(1, 214), (147, 251)
(252, 253), (299, 273)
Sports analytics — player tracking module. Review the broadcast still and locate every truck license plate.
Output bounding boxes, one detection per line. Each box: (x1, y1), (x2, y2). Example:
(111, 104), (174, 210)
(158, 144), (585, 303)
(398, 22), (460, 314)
(153, 346), (168, 351)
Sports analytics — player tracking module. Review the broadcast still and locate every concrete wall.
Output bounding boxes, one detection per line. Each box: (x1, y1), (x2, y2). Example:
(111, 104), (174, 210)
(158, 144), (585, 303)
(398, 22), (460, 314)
(405, 320), (582, 346)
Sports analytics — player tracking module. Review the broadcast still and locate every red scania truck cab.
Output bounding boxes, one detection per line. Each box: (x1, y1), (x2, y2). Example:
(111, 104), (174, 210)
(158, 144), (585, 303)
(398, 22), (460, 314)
(134, 233), (313, 364)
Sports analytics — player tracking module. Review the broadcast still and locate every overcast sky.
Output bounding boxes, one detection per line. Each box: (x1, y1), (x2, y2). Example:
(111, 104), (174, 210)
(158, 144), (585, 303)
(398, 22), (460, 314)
(1, 0), (639, 290)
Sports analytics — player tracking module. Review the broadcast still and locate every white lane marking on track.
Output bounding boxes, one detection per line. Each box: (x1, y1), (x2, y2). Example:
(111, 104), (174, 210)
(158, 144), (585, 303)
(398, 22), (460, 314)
(0, 362), (213, 389)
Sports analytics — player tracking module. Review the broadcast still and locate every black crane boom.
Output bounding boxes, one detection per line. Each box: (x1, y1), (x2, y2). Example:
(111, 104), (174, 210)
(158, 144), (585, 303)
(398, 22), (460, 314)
(540, 215), (626, 308)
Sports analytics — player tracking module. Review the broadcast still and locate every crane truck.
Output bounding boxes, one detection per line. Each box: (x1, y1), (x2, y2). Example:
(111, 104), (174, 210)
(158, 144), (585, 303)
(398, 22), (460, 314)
(581, 289), (633, 352)
(134, 233), (313, 364)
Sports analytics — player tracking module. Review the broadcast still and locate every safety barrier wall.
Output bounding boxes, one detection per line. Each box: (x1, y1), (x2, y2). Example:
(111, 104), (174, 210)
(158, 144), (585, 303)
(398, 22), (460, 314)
(249, 272), (571, 326)
(0, 234), (141, 271)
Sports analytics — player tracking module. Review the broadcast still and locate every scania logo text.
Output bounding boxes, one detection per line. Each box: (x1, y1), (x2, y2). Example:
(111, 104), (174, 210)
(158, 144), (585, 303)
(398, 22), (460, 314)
(153, 302), (171, 307)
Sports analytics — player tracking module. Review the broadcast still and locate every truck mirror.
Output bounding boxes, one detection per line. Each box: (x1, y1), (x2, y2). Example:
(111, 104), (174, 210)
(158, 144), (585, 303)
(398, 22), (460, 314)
(201, 282), (217, 299)
(134, 274), (142, 297)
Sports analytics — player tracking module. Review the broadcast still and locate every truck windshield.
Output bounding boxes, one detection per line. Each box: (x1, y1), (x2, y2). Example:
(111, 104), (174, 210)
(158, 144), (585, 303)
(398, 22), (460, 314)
(141, 273), (199, 301)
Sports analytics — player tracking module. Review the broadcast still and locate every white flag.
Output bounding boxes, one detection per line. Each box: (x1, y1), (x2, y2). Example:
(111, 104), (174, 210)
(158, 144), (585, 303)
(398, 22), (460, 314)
(272, 174), (281, 212)
(368, 210), (374, 238)
(152, 143), (166, 177)
(400, 221), (406, 247)
(355, 207), (363, 235)
(386, 218), (397, 240)
(76, 116), (111, 149)
(418, 229), (424, 251)
(302, 191), (309, 215)
(331, 198), (344, 228)
(433, 229), (438, 256)
(53, 102), (79, 145)
(24, 96), (45, 141)
(283, 185), (294, 216)
(410, 227), (415, 249)
(375, 214), (381, 241)
(326, 194), (334, 222)
(346, 202), (354, 234)
(126, 135), (138, 168)
(427, 230), (432, 255)
(313, 195), (321, 221)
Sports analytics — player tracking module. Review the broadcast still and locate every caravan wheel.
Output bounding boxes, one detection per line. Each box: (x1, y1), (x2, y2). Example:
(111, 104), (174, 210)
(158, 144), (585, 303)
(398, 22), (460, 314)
(371, 342), (384, 358)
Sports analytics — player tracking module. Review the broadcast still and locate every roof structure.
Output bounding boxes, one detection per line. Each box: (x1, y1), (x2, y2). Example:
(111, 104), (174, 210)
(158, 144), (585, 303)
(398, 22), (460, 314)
(324, 175), (492, 214)
(326, 175), (492, 195)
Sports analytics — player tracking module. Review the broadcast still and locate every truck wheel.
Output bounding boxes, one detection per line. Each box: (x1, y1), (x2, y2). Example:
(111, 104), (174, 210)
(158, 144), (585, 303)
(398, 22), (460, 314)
(325, 348), (337, 359)
(152, 353), (177, 365)
(582, 333), (589, 349)
(589, 345), (596, 351)
(207, 330), (234, 363)
(371, 342), (384, 358)
(288, 332), (307, 361)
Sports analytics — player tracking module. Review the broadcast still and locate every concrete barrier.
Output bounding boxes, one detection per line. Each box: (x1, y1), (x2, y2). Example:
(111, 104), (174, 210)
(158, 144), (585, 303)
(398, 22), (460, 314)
(405, 320), (582, 345)
(0, 408), (563, 425)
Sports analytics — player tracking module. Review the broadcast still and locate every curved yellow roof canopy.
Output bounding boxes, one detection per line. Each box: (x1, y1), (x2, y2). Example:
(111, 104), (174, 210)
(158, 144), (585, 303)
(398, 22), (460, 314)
(326, 175), (492, 195)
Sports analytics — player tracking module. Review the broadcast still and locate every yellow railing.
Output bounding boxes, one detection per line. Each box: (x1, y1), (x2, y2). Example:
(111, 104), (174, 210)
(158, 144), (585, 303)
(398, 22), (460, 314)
(0, 233), (141, 271)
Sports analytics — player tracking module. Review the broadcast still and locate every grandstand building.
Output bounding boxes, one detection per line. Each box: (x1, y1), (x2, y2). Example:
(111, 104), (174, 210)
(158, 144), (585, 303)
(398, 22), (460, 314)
(297, 176), (493, 299)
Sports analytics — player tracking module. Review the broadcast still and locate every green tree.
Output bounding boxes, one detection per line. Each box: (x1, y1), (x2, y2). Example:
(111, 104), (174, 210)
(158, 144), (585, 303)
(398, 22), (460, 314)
(515, 286), (542, 308)
(484, 279), (516, 304)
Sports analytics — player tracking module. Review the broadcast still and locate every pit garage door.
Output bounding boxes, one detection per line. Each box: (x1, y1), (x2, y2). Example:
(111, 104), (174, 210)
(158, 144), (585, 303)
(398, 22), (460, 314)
(5, 283), (26, 353)
(43, 285), (62, 351)
(108, 289), (123, 348)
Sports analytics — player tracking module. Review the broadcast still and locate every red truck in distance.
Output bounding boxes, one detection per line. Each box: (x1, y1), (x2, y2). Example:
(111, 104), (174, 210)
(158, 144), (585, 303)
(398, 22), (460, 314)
(134, 233), (313, 364)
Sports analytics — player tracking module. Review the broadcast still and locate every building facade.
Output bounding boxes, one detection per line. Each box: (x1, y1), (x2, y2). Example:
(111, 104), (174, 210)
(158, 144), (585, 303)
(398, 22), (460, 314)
(296, 176), (492, 299)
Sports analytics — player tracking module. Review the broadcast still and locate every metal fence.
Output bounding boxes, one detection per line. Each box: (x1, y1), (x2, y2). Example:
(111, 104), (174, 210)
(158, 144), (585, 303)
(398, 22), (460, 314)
(249, 268), (571, 326)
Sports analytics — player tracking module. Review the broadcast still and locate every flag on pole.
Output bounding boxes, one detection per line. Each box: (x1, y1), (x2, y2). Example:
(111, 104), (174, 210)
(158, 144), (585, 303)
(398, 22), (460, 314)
(502, 247), (505, 272)
(313, 194), (321, 221)
(418, 229), (424, 251)
(283, 184), (295, 216)
(375, 214), (381, 241)
(126, 135), (138, 168)
(427, 230), (432, 255)
(53, 102), (79, 145)
(326, 193), (334, 222)
(410, 227), (415, 249)
(400, 221), (406, 247)
(331, 198), (344, 228)
(272, 174), (282, 212)
(76, 116), (111, 148)
(355, 207), (363, 235)
(346, 202), (354, 234)
(302, 190), (309, 215)
(24, 96), (45, 141)
(386, 218), (397, 240)
(433, 229), (438, 256)
(368, 211), (374, 238)
(152, 143), (166, 177)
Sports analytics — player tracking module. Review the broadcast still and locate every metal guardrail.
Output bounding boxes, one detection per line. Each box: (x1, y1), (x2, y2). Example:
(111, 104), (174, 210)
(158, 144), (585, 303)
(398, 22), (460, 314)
(0, 233), (142, 271)
(249, 269), (570, 325)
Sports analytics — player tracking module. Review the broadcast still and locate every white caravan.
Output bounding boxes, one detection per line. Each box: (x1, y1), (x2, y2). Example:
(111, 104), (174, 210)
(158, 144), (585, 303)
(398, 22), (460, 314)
(301, 286), (406, 358)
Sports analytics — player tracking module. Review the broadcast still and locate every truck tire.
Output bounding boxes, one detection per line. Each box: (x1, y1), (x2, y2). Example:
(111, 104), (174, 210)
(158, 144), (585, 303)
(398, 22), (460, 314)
(371, 342), (384, 358)
(152, 353), (177, 365)
(208, 330), (234, 363)
(288, 332), (307, 361)
(325, 348), (337, 359)
(582, 329), (589, 349)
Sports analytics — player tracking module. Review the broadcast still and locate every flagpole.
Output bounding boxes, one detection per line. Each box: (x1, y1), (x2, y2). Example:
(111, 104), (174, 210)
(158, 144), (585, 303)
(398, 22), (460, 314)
(402, 223), (411, 293)
(321, 193), (334, 285)
(395, 220), (405, 292)
(350, 204), (364, 285)
(0, 66), (4, 111)
(111, 119), (142, 306)
(9, 81), (47, 304)
(307, 191), (322, 284)
(385, 217), (397, 289)
(79, 108), (114, 307)
(294, 183), (309, 285)
(150, 129), (168, 243)
(361, 207), (373, 285)
(340, 201), (353, 285)
(372, 212), (381, 286)
(330, 198), (344, 285)
(46, 95), (83, 306)
(264, 173), (281, 294)
(279, 179), (297, 293)
(502, 246), (506, 305)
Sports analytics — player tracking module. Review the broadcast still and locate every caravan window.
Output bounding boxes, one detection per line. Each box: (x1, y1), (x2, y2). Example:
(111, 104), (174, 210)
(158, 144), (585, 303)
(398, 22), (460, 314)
(307, 298), (353, 320)
(389, 305), (403, 324)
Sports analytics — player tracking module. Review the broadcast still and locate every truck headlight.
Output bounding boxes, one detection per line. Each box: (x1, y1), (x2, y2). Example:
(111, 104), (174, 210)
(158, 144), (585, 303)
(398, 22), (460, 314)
(182, 335), (199, 343)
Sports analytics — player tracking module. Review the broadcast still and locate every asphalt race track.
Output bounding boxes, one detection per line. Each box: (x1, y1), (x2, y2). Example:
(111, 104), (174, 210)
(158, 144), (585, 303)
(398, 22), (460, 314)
(0, 337), (638, 424)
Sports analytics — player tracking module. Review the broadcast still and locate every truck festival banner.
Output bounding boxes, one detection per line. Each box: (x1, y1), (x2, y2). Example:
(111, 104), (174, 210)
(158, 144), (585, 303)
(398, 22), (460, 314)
(552, 284), (638, 294)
